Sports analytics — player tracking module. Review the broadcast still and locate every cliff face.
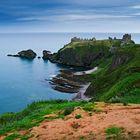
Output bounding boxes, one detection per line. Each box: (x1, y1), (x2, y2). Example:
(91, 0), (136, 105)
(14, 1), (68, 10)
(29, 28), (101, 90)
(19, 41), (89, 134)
(49, 39), (122, 67)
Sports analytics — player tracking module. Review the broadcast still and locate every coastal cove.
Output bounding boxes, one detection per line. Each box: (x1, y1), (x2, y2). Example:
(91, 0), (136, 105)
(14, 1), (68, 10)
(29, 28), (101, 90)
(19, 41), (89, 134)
(0, 32), (140, 114)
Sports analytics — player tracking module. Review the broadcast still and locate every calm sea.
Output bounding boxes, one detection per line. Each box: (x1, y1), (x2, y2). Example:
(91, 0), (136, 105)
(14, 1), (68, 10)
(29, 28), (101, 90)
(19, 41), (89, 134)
(0, 32), (139, 114)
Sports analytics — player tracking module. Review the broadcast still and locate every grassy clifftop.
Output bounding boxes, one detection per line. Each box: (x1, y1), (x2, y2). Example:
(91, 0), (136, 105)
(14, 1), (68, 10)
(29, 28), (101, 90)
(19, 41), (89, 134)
(51, 39), (122, 67)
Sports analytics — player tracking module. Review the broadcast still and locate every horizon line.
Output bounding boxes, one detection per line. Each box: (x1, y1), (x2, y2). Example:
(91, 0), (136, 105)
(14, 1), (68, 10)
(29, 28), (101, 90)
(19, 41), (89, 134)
(0, 31), (140, 34)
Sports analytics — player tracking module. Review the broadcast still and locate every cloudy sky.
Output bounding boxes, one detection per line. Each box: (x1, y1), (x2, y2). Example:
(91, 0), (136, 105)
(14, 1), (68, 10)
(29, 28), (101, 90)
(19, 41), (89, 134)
(0, 0), (140, 33)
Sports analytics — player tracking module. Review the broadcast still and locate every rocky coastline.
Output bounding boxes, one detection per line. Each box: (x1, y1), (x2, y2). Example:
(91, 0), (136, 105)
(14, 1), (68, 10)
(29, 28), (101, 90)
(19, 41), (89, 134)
(49, 70), (93, 100)
(6, 34), (136, 100)
(48, 69), (92, 100)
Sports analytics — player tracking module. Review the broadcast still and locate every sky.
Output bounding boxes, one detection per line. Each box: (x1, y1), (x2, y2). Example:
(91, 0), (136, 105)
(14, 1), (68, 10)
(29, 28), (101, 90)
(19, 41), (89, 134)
(0, 0), (140, 33)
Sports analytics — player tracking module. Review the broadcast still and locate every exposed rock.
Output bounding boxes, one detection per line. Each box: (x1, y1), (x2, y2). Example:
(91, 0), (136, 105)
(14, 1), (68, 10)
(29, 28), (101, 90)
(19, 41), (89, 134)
(18, 49), (37, 59)
(51, 77), (81, 88)
(7, 54), (19, 57)
(109, 53), (133, 71)
(7, 49), (36, 59)
(49, 70), (82, 93)
(42, 50), (52, 60)
(53, 85), (79, 93)
(38, 56), (41, 59)
(47, 68), (89, 94)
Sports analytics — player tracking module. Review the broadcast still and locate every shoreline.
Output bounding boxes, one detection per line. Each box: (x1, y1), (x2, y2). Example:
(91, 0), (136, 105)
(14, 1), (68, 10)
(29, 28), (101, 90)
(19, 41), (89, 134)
(49, 67), (98, 100)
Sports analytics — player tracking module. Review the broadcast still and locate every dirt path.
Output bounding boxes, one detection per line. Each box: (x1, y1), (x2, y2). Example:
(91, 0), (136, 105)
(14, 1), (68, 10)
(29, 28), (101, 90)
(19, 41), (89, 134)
(29, 103), (140, 140)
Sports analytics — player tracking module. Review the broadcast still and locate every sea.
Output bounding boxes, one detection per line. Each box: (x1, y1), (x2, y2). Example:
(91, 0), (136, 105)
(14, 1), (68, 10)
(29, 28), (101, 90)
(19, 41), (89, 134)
(0, 32), (139, 114)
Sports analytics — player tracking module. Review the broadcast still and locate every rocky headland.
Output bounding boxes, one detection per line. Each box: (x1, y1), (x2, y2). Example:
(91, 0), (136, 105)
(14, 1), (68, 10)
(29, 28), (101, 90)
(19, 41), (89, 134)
(43, 34), (140, 102)
(42, 34), (134, 67)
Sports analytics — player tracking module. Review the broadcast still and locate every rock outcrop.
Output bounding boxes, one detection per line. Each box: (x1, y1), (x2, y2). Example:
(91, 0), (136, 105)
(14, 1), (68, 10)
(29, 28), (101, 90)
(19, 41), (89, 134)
(18, 49), (37, 59)
(42, 50), (52, 60)
(7, 49), (37, 59)
(109, 52), (133, 71)
(109, 46), (118, 54)
(48, 69), (84, 93)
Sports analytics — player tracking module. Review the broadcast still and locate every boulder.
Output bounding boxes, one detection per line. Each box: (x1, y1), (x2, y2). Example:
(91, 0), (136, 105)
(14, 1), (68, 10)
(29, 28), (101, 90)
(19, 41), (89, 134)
(8, 49), (37, 59)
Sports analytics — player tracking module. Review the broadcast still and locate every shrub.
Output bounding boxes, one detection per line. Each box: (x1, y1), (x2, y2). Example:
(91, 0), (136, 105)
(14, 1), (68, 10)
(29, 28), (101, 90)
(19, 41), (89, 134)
(105, 126), (123, 135)
(122, 101), (128, 106)
(63, 107), (74, 116)
(109, 96), (122, 103)
(83, 103), (94, 111)
(75, 114), (82, 119)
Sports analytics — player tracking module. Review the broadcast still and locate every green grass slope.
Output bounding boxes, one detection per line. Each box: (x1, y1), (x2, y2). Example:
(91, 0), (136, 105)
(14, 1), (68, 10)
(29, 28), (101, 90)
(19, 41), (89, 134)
(85, 44), (140, 103)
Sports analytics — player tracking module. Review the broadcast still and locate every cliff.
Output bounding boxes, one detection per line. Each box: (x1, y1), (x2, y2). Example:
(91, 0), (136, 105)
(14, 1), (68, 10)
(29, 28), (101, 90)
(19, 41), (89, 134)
(47, 39), (122, 68)
(45, 34), (140, 103)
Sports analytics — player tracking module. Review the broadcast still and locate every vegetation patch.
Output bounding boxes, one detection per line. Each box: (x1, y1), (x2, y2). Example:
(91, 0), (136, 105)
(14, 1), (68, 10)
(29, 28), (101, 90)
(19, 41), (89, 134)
(82, 103), (95, 111)
(75, 114), (82, 119)
(105, 126), (124, 135)
(4, 133), (31, 140)
(63, 106), (74, 116)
